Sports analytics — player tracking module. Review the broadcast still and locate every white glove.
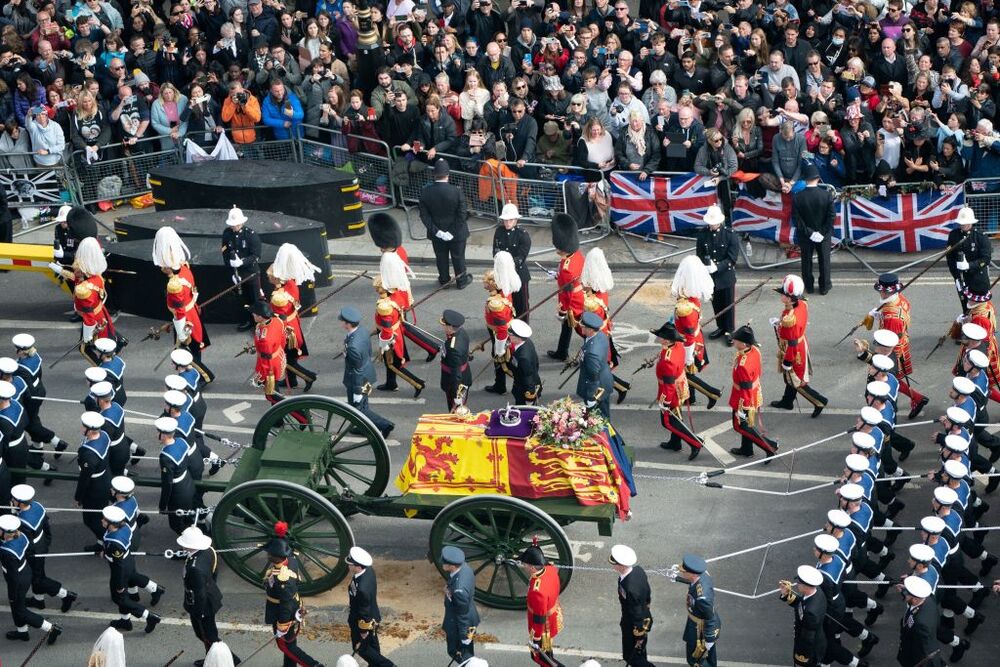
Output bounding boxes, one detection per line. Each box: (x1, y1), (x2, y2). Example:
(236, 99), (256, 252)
(352, 393), (364, 403)
(768, 316), (780, 328)
(705, 642), (715, 651)
(956, 278), (964, 292)
(546, 269), (558, 279)
(453, 395), (464, 407)
(294, 609), (304, 622)
(736, 409), (747, 421)
(460, 638), (473, 645)
(81, 323), (96, 342)
(173, 318), (189, 340)
(707, 260), (717, 274)
(868, 309), (879, 318)
(378, 337), (392, 353)
(586, 399), (597, 408)
(231, 274), (239, 285)
(53, 246), (64, 259)
(809, 231), (824, 243)
(274, 628), (288, 638)
(956, 259), (970, 271)
(556, 311), (566, 322)
(435, 230), (454, 241)
(684, 344), (695, 366)
(493, 338), (507, 358)
(956, 314), (967, 324)
(229, 257), (243, 268)
(48, 262), (63, 274)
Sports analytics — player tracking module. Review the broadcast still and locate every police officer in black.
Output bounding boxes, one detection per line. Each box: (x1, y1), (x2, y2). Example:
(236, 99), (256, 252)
(0, 514), (62, 644)
(440, 309), (472, 411)
(493, 204), (532, 320)
(264, 533), (322, 667)
(609, 544), (654, 667)
(792, 164), (835, 295)
(508, 319), (541, 405)
(221, 205), (263, 331)
(177, 526), (237, 666)
(346, 546), (396, 667)
(695, 205), (739, 345)
(947, 207), (991, 312)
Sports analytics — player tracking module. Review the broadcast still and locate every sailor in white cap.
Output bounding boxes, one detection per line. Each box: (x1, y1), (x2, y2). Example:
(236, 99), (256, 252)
(110, 475), (147, 550)
(508, 318), (541, 405)
(958, 347), (1000, 454)
(94, 337), (127, 406)
(221, 205), (263, 331)
(163, 389), (210, 518)
(167, 356), (209, 433)
(82, 365), (109, 412)
(608, 544), (654, 667)
(493, 202), (532, 318)
(936, 482), (1000, 583)
(0, 379), (30, 486)
(177, 526), (235, 665)
(864, 379), (914, 486)
(812, 533), (879, 662)
(897, 576), (939, 666)
(155, 416), (196, 535)
(0, 513), (63, 644)
(838, 483), (895, 572)
(100, 505), (163, 634)
(91, 381), (131, 476)
(900, 546), (974, 663)
(10, 484), (77, 613)
(346, 546), (395, 666)
(77, 411), (112, 550)
(11, 334), (67, 457)
(778, 565), (827, 666)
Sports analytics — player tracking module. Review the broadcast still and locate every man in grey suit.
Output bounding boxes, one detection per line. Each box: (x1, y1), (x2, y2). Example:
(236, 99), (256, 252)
(577, 311), (614, 420)
(440, 546), (480, 663)
(339, 306), (394, 438)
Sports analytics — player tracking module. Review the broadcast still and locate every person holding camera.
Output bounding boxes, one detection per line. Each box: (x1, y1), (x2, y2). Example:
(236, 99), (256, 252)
(371, 66), (417, 120)
(693, 128), (737, 186)
(254, 44), (303, 99)
(501, 97), (538, 174)
(110, 83), (151, 151)
(221, 80), (261, 145)
(607, 82), (647, 131)
(466, 0), (505, 48)
(261, 78), (304, 140)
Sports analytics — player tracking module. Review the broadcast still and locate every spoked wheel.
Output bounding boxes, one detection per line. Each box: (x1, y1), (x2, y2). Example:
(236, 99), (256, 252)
(252, 395), (391, 500)
(211, 479), (354, 596)
(428, 495), (574, 610)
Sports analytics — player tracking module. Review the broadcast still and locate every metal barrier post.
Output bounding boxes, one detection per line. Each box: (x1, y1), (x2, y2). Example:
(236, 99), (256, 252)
(70, 136), (183, 206)
(297, 124), (395, 211)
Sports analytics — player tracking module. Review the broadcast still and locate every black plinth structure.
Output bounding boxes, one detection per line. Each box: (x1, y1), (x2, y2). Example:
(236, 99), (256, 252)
(148, 161), (365, 239)
(113, 208), (332, 287)
(107, 238), (315, 323)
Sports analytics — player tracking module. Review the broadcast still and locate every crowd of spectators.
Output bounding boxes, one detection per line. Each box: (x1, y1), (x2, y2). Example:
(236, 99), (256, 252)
(3, 0), (1000, 194)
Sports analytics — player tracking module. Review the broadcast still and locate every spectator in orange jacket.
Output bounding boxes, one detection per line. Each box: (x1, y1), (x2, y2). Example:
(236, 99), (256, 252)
(221, 81), (261, 145)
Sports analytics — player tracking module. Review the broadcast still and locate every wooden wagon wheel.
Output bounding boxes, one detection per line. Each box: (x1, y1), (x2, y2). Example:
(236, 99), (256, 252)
(211, 479), (354, 596)
(251, 395), (391, 500)
(428, 495), (574, 610)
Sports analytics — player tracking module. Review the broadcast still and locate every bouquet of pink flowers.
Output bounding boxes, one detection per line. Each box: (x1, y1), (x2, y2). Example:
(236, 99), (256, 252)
(531, 397), (607, 450)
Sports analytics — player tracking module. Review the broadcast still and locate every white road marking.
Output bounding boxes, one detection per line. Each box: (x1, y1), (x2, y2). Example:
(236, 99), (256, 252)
(223, 400), (252, 424)
(635, 460), (833, 483)
(567, 539), (605, 563)
(0, 319), (80, 330)
(0, 604), (271, 633)
(125, 416), (256, 435)
(481, 641), (783, 667)
(697, 418), (736, 465)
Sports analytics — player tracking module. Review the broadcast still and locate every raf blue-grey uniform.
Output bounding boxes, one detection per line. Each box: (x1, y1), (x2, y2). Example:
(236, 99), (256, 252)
(441, 546), (480, 663)
(340, 307), (394, 437)
(680, 554), (720, 667)
(576, 312), (614, 420)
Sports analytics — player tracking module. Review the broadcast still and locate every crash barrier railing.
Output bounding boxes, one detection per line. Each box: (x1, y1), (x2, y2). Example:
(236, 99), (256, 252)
(298, 124), (395, 211)
(965, 176), (1000, 237)
(68, 136), (182, 206)
(220, 125), (300, 162)
(0, 150), (75, 234)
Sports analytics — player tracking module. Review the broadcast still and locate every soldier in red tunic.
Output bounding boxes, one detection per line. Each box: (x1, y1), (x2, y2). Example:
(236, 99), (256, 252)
(374, 254), (426, 397)
(250, 302), (287, 405)
(671, 255), (721, 409)
(728, 324), (780, 459)
(652, 321), (705, 459)
(547, 214), (585, 362)
(859, 273), (927, 418)
(482, 251), (520, 395)
(518, 546), (563, 666)
(581, 247), (630, 404)
(152, 227), (214, 384)
(769, 274), (828, 418)
(49, 237), (116, 365)
(268, 244), (320, 393)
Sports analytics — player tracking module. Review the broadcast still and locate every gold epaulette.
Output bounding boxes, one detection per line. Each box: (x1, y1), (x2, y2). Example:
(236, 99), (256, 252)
(487, 294), (506, 312)
(74, 282), (93, 299)
(166, 275), (183, 294)
(271, 288), (291, 308)
(675, 298), (695, 317)
(584, 293), (604, 314)
(276, 565), (297, 582)
(781, 311), (796, 327)
(376, 298), (394, 316)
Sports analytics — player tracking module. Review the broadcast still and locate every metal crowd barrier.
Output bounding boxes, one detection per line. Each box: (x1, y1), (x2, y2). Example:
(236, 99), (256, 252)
(69, 136), (181, 206)
(964, 177), (1000, 235)
(222, 125), (299, 162)
(298, 124), (394, 211)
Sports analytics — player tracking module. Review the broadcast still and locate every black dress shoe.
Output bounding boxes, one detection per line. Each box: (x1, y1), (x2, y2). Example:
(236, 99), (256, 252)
(483, 384), (506, 395)
(688, 446), (701, 461)
(414, 385), (423, 399)
(456, 277), (472, 290)
(150, 585), (165, 606)
(966, 612), (986, 635)
(979, 553), (998, 576)
(706, 397), (717, 410)
(6, 630), (29, 641)
(425, 350), (439, 362)
(381, 424), (395, 439)
(769, 400), (794, 410)
(729, 447), (753, 457)
(110, 619), (133, 631)
(708, 328), (725, 339)
(616, 390), (627, 405)
(375, 383), (398, 392)
(908, 396), (929, 420)
(986, 475), (1000, 494)
(724, 334), (733, 347)
(763, 451), (775, 465)
(659, 440), (682, 451)
(145, 613), (161, 633)
(950, 638), (971, 662)
(61, 591), (77, 613)
(302, 378), (314, 393)
(858, 632), (879, 657)
(546, 351), (568, 361)
(47, 624), (62, 645)
(811, 402), (826, 418)
(819, 287), (830, 295)
(236, 321), (253, 331)
(864, 602), (884, 627)
(195, 661), (205, 667)
(805, 286), (815, 294)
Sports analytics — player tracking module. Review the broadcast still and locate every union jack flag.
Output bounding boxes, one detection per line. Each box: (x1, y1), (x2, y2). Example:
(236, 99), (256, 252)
(609, 172), (717, 234)
(848, 187), (964, 253)
(731, 188), (845, 245)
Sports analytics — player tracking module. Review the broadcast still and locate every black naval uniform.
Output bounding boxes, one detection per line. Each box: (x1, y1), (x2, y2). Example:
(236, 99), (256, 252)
(897, 596), (942, 667)
(618, 565), (654, 667)
(183, 547), (224, 656)
(441, 326), (472, 411)
(158, 437), (196, 535)
(265, 559), (321, 667)
(782, 587), (827, 667)
(53, 223), (80, 267)
(1, 532), (47, 636)
(947, 225), (991, 311)
(695, 224), (739, 337)
(221, 225), (263, 326)
(0, 398), (28, 486)
(16, 500), (71, 607)
(510, 337), (541, 405)
(683, 573), (720, 667)
(492, 224), (532, 320)
(75, 434), (112, 542)
(14, 353), (60, 449)
(348, 567), (396, 667)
